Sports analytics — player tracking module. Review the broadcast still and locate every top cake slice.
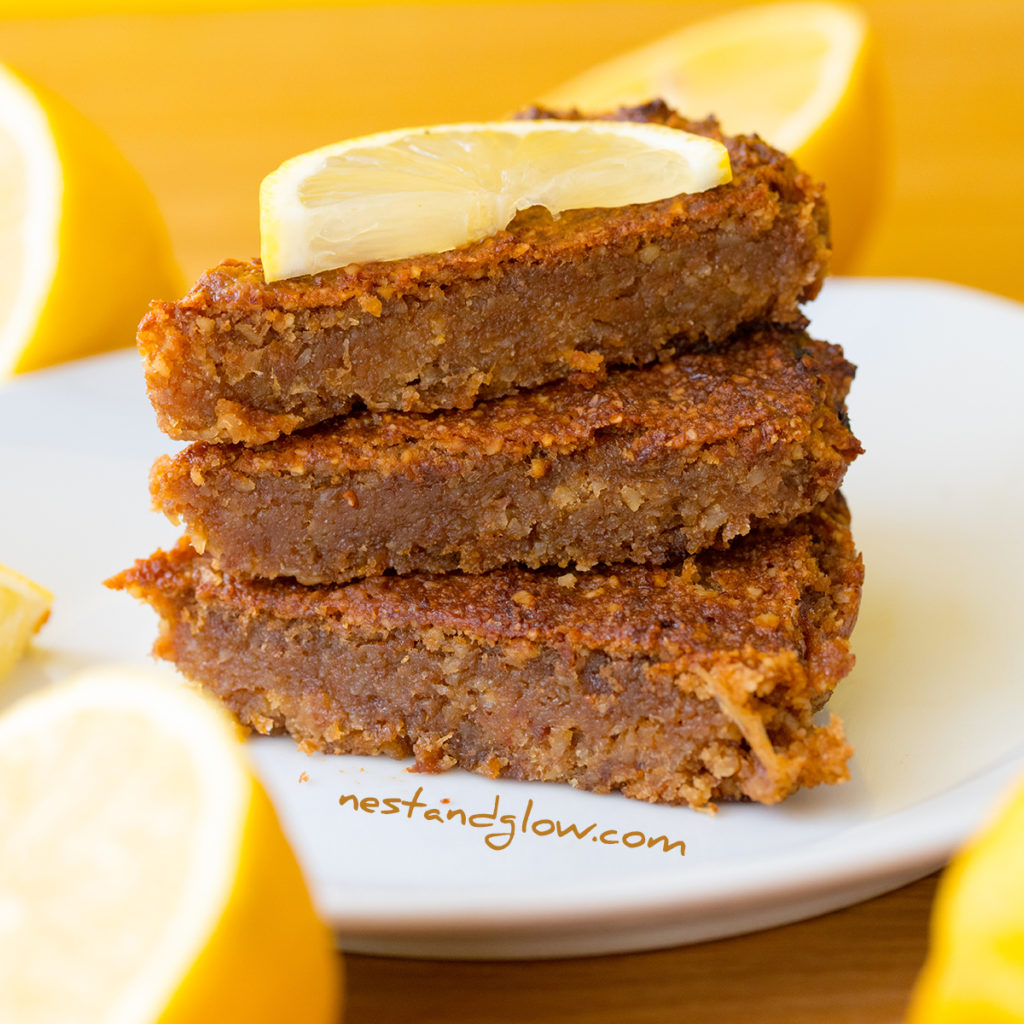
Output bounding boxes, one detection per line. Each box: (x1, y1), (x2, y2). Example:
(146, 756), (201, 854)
(138, 101), (830, 445)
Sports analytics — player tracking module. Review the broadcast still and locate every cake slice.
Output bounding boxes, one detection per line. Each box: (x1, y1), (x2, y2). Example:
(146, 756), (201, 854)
(109, 495), (862, 810)
(138, 101), (830, 445)
(151, 328), (860, 585)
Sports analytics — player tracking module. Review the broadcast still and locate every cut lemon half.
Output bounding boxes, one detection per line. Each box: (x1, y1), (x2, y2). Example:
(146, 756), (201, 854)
(0, 62), (181, 378)
(0, 563), (52, 682)
(259, 119), (731, 281)
(0, 667), (342, 1024)
(908, 775), (1024, 1023)
(541, 2), (876, 270)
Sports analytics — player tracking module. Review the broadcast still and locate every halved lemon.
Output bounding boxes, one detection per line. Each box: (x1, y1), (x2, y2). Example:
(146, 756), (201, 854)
(0, 563), (52, 682)
(0, 667), (342, 1024)
(908, 776), (1024, 1023)
(541, 2), (876, 270)
(259, 119), (731, 281)
(0, 62), (181, 378)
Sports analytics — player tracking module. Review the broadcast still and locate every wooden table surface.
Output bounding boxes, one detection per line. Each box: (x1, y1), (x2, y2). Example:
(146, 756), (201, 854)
(4, 2), (1021, 1020)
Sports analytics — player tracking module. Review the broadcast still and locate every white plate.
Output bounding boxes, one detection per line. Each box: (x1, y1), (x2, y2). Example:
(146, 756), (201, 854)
(2, 278), (1023, 960)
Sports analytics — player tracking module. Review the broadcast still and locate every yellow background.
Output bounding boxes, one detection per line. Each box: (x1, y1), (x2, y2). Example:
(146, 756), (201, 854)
(2, 0), (1023, 301)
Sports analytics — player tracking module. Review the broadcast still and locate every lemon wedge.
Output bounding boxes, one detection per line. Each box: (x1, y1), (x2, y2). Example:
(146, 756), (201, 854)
(0, 62), (181, 377)
(0, 667), (342, 1024)
(908, 776), (1024, 1023)
(259, 119), (731, 281)
(541, 1), (875, 269)
(0, 563), (52, 682)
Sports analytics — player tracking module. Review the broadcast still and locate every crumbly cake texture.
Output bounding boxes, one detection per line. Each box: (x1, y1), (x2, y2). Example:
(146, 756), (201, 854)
(138, 101), (831, 445)
(151, 328), (860, 585)
(109, 496), (862, 809)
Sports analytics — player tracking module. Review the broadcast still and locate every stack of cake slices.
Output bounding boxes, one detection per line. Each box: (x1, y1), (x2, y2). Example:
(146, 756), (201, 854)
(112, 102), (864, 810)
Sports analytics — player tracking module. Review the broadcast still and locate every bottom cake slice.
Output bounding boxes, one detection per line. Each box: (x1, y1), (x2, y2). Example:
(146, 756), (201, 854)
(109, 495), (862, 810)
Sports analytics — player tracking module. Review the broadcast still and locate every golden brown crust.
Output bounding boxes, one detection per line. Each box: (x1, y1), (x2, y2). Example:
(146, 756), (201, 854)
(138, 103), (830, 444)
(109, 497), (861, 809)
(150, 328), (861, 583)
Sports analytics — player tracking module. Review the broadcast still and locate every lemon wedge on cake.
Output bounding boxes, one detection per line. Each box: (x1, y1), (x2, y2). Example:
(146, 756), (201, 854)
(0, 667), (342, 1024)
(0, 62), (181, 377)
(541, 1), (875, 269)
(259, 118), (731, 281)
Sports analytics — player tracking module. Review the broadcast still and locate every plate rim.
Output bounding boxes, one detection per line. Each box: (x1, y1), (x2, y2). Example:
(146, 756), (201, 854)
(4, 275), (1024, 957)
